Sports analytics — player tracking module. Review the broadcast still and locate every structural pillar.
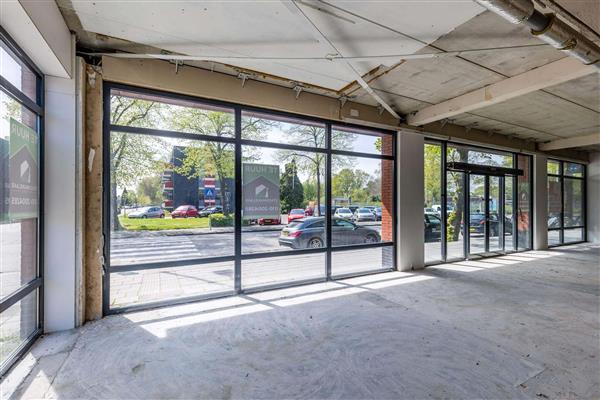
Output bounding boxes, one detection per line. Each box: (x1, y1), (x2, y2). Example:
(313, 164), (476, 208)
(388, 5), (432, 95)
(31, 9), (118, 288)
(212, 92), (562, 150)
(397, 130), (424, 271)
(533, 154), (548, 250)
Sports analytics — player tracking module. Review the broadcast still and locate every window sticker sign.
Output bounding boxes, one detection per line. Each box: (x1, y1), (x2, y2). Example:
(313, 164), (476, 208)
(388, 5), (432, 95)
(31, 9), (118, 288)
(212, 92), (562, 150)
(1, 118), (38, 221)
(242, 163), (279, 219)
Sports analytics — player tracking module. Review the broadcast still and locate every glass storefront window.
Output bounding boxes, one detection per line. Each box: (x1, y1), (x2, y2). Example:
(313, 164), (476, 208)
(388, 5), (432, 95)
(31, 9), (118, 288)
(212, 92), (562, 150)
(547, 159), (586, 246)
(111, 89), (235, 137)
(331, 126), (392, 156)
(241, 111), (325, 148)
(105, 85), (396, 310)
(424, 143), (442, 263)
(0, 32), (43, 377)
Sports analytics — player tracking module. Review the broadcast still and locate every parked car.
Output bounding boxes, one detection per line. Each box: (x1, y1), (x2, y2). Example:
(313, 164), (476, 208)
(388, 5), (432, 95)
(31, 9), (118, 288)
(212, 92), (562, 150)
(353, 207), (376, 222)
(424, 207), (436, 214)
(171, 205), (199, 218)
(425, 213), (442, 242)
(334, 207), (353, 219)
(258, 217), (281, 226)
(469, 213), (513, 236)
(199, 206), (223, 217)
(288, 208), (306, 223)
(278, 217), (380, 249)
(127, 206), (164, 219)
(348, 205), (360, 213)
(374, 207), (382, 221)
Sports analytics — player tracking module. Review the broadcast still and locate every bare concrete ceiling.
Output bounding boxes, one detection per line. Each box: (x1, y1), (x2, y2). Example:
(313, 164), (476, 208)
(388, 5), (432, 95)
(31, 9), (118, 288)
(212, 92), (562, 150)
(58, 0), (600, 150)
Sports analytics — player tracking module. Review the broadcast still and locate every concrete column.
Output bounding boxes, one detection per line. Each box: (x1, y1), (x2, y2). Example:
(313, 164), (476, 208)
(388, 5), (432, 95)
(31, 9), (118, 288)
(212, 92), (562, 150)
(533, 154), (548, 250)
(587, 152), (600, 243)
(397, 130), (424, 271)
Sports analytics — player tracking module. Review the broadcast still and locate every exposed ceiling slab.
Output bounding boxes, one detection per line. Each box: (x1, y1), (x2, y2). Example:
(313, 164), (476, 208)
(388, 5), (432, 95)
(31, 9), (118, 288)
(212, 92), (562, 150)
(544, 73), (600, 113)
(67, 0), (483, 90)
(407, 57), (596, 126)
(538, 133), (600, 151)
(461, 90), (600, 139)
(60, 0), (600, 150)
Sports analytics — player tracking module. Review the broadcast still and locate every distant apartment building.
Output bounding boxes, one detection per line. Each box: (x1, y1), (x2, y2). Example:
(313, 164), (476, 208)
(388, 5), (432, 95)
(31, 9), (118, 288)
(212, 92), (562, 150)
(161, 146), (234, 212)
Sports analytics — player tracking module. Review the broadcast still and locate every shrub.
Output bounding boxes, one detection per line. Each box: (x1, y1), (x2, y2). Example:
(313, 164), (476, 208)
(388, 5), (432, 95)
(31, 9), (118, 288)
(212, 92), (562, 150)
(209, 214), (254, 227)
(209, 214), (233, 227)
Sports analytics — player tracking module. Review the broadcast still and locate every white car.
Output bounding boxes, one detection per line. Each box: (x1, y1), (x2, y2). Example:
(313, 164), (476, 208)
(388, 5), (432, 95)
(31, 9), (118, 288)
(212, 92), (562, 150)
(127, 206), (165, 219)
(334, 207), (353, 219)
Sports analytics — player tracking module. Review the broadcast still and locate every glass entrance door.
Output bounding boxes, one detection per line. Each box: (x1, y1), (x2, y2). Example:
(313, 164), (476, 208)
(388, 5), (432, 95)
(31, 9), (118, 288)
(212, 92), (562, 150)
(468, 174), (505, 256)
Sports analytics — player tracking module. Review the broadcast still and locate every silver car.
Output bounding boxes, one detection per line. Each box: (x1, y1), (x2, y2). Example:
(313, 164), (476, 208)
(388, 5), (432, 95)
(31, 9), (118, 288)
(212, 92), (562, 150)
(353, 207), (376, 222)
(127, 206), (165, 219)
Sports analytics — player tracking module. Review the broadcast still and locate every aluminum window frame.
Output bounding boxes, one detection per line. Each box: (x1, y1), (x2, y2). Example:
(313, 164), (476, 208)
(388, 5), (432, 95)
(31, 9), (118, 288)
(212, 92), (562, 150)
(547, 158), (586, 247)
(0, 26), (44, 379)
(423, 138), (533, 266)
(103, 82), (396, 315)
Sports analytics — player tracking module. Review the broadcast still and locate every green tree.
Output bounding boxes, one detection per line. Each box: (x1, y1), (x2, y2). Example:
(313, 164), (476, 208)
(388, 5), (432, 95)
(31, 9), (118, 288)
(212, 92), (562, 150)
(424, 144), (441, 207)
(332, 168), (369, 203)
(110, 96), (164, 230)
(276, 126), (356, 214)
(302, 180), (318, 208)
(280, 160), (304, 213)
(169, 110), (272, 215)
(136, 175), (162, 205)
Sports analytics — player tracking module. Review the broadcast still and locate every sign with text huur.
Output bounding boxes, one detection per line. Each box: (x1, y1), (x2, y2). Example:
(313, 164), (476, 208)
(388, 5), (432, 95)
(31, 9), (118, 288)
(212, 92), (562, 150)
(1, 118), (39, 221)
(242, 163), (280, 219)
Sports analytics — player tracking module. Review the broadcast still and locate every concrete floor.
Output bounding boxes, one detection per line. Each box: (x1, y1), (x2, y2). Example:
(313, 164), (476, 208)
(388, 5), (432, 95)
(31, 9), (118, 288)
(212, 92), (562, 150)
(3, 244), (599, 399)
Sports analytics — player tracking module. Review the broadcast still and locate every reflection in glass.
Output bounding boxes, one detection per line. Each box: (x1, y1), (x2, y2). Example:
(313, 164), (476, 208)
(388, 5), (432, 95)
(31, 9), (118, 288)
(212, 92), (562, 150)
(505, 177), (515, 251)
(448, 144), (513, 167)
(548, 230), (561, 246)
(469, 174), (486, 255)
(446, 171), (465, 260)
(563, 178), (583, 227)
(424, 143), (442, 263)
(547, 176), (562, 229)
(489, 176), (502, 252)
(547, 160), (560, 175)
(563, 228), (583, 243)
(564, 162), (583, 177)
(0, 290), (37, 366)
(517, 155), (532, 250)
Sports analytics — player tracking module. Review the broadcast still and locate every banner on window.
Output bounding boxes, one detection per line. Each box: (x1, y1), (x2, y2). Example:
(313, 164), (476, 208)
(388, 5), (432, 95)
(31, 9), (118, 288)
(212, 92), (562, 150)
(242, 163), (279, 219)
(1, 118), (38, 221)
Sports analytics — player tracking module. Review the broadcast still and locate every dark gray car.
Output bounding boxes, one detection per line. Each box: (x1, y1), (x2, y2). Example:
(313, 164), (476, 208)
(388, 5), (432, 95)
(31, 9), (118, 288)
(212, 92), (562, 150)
(278, 217), (381, 249)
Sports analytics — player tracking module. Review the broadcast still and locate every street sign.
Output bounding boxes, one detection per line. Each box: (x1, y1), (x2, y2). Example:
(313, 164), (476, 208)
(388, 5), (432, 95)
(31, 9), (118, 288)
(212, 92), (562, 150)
(242, 163), (280, 219)
(204, 187), (215, 198)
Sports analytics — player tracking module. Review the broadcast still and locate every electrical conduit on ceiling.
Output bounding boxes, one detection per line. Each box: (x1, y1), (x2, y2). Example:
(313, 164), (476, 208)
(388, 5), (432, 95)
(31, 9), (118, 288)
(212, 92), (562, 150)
(474, 0), (600, 70)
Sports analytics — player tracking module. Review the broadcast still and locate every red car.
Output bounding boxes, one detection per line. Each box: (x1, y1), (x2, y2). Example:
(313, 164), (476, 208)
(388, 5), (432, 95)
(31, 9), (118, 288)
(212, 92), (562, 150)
(171, 205), (199, 218)
(287, 208), (305, 223)
(258, 217), (281, 226)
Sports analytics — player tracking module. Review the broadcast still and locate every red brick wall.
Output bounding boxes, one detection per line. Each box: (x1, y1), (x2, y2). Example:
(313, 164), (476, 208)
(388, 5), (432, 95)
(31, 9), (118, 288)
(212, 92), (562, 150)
(381, 135), (394, 242)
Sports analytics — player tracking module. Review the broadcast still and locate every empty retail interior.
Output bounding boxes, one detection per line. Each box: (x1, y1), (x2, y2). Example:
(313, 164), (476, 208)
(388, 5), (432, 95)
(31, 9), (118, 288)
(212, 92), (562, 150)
(0, 0), (599, 390)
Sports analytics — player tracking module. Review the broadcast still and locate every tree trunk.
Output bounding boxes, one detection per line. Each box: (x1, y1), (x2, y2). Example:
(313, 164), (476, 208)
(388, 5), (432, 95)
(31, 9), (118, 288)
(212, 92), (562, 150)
(111, 181), (123, 231)
(316, 166), (321, 216)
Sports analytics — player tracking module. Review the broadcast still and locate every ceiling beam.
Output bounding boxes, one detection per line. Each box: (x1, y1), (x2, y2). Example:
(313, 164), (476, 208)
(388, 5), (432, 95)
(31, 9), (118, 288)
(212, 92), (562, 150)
(406, 57), (597, 126)
(538, 133), (600, 151)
